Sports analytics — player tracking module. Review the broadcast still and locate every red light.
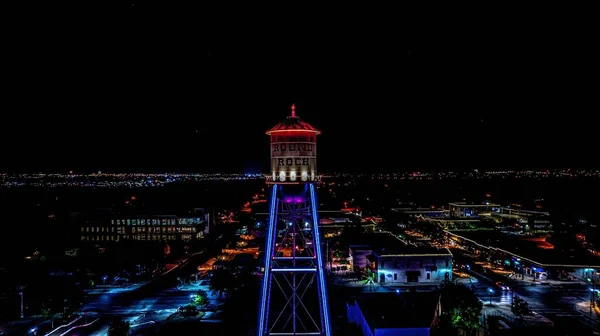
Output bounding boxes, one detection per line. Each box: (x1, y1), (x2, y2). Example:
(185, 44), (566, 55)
(291, 104), (296, 117)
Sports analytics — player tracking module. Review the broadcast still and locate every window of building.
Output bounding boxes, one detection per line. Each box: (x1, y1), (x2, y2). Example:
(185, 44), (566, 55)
(427, 273), (431, 280)
(394, 273), (398, 280)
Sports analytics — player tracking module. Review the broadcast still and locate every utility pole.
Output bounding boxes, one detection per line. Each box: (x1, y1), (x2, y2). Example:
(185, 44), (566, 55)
(326, 239), (331, 271)
(19, 290), (24, 318)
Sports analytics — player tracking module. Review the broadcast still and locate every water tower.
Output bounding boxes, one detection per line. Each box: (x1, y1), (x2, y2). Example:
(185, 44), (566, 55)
(257, 104), (332, 336)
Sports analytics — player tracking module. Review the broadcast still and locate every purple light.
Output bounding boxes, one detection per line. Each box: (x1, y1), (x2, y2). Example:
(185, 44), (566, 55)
(284, 197), (304, 204)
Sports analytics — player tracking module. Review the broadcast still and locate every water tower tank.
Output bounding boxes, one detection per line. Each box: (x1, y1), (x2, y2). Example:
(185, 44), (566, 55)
(266, 104), (320, 183)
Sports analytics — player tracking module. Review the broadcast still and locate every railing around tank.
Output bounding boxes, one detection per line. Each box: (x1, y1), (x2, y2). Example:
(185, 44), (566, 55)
(265, 174), (322, 184)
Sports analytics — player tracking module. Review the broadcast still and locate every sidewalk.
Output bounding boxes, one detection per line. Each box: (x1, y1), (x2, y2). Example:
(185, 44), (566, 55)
(84, 282), (148, 295)
(0, 313), (90, 336)
(482, 304), (554, 328)
(174, 281), (211, 292)
(45, 312), (100, 336)
(331, 277), (439, 291)
(574, 301), (600, 318)
(507, 273), (587, 286)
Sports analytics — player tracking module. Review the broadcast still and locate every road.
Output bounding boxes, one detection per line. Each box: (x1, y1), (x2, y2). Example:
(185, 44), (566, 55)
(63, 286), (221, 335)
(57, 235), (229, 335)
(466, 273), (599, 333)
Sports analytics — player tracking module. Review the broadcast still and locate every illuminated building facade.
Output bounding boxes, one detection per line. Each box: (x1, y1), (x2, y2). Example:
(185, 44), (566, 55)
(448, 202), (500, 217)
(77, 209), (209, 242)
(349, 233), (453, 284)
(258, 105), (332, 336)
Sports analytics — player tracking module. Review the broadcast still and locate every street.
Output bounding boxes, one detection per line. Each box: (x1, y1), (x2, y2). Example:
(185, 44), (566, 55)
(66, 285), (222, 335)
(329, 272), (599, 334)
(465, 274), (600, 332)
(49, 235), (229, 335)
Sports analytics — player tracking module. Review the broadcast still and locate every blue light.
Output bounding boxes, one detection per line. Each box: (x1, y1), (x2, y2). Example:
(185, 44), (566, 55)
(257, 184), (278, 336)
(310, 183), (332, 336)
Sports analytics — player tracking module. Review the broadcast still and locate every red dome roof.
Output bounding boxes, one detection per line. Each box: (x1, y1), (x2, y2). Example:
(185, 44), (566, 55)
(266, 104), (321, 135)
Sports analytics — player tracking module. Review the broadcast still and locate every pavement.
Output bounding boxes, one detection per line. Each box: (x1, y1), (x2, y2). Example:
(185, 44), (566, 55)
(465, 270), (600, 332)
(84, 284), (220, 314)
(45, 313), (101, 336)
(330, 277), (440, 293)
(331, 267), (599, 332)
(0, 250), (214, 336)
(0, 316), (46, 336)
(84, 282), (149, 295)
(68, 249), (224, 335)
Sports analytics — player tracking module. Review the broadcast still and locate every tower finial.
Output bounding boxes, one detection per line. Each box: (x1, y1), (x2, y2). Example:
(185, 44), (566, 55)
(291, 104), (296, 117)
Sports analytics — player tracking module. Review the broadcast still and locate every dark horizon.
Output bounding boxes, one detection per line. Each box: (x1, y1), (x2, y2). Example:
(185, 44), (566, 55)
(2, 4), (597, 173)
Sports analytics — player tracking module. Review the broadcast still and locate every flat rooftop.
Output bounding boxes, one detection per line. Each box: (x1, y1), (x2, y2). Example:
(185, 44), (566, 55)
(350, 232), (452, 257)
(449, 202), (500, 207)
(449, 230), (600, 267)
(353, 292), (440, 330)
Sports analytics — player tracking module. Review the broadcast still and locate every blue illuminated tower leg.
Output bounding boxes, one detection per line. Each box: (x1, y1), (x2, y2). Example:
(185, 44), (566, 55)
(257, 183), (332, 336)
(258, 184), (279, 335)
(310, 183), (332, 335)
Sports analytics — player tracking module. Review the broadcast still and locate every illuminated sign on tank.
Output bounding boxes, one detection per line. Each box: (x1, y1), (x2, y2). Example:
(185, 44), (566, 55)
(277, 158), (310, 166)
(271, 143), (316, 157)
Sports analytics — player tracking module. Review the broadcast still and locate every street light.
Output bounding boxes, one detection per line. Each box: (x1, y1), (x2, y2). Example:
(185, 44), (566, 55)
(18, 286), (25, 319)
(487, 288), (494, 305)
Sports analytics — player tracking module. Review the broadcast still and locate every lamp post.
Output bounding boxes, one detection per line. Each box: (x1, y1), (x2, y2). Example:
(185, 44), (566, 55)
(488, 288), (494, 305)
(591, 272), (596, 316)
(511, 287), (514, 305)
(19, 290), (24, 318)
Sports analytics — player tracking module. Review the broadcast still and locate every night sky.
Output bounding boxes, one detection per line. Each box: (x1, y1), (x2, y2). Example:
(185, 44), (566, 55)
(2, 4), (597, 173)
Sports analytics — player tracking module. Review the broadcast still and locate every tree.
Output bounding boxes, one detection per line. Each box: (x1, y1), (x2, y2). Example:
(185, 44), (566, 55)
(362, 268), (375, 285)
(40, 301), (58, 328)
(192, 289), (210, 308)
(333, 250), (345, 259)
(511, 296), (532, 318)
(440, 280), (483, 334)
(209, 268), (236, 298)
(235, 266), (259, 291)
(107, 318), (130, 336)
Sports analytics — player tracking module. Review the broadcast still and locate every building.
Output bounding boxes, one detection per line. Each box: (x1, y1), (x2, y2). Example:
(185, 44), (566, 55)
(448, 202), (500, 217)
(348, 245), (373, 269)
(391, 207), (450, 219)
(347, 292), (442, 336)
(446, 230), (600, 281)
(497, 207), (552, 232)
(349, 233), (453, 284)
(77, 208), (209, 243)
